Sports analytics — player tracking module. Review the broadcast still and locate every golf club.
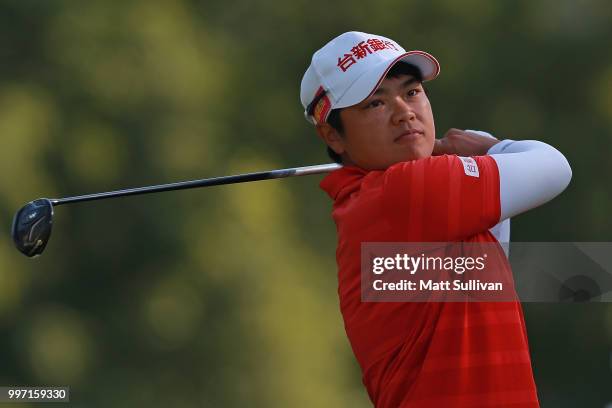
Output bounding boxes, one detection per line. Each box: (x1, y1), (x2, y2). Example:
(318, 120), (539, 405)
(11, 163), (341, 258)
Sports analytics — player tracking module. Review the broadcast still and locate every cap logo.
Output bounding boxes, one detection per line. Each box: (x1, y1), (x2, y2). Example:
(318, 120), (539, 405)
(337, 38), (400, 72)
(310, 86), (332, 124)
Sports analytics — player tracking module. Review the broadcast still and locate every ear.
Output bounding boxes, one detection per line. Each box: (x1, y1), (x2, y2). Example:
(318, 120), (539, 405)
(315, 123), (345, 156)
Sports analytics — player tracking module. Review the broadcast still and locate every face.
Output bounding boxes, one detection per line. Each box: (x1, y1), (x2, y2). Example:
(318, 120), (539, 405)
(318, 74), (436, 170)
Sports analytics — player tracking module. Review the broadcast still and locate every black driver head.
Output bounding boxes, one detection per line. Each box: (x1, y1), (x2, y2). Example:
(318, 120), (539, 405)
(11, 198), (54, 257)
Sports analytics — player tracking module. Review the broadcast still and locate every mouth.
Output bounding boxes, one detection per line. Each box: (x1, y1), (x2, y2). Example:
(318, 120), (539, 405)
(394, 129), (424, 143)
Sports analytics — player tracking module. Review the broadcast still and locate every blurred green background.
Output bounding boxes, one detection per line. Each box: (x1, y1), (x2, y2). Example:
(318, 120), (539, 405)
(0, 0), (611, 407)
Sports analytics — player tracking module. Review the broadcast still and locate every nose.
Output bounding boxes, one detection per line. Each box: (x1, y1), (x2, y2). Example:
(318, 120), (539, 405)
(391, 97), (416, 125)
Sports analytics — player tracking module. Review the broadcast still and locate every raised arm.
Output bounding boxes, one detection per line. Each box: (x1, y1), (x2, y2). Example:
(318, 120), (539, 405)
(488, 139), (572, 220)
(434, 129), (572, 222)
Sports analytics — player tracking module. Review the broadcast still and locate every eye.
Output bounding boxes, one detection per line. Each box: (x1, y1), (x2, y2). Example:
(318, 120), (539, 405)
(366, 99), (384, 109)
(407, 88), (420, 97)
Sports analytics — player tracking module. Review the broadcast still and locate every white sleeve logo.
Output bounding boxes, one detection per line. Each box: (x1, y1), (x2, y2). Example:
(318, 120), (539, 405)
(459, 157), (480, 178)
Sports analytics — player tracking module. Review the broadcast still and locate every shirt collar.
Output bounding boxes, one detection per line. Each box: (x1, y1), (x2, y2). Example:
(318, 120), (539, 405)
(319, 165), (368, 201)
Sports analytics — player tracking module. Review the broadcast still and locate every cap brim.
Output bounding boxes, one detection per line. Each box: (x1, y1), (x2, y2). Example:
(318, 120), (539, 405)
(334, 51), (440, 110)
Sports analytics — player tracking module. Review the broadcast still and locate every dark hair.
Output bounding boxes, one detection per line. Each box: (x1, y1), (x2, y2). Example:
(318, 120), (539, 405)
(325, 62), (425, 164)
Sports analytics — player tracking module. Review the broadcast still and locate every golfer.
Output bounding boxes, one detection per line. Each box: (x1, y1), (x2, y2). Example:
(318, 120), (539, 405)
(300, 31), (571, 407)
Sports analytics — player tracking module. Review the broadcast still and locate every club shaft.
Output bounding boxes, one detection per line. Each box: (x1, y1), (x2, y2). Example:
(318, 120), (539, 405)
(50, 163), (341, 206)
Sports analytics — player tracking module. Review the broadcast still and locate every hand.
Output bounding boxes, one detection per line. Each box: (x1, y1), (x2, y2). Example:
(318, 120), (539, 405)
(433, 129), (500, 156)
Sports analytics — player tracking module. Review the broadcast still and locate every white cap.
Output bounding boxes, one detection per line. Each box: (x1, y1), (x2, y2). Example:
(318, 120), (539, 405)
(300, 31), (440, 125)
